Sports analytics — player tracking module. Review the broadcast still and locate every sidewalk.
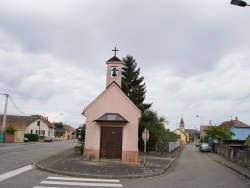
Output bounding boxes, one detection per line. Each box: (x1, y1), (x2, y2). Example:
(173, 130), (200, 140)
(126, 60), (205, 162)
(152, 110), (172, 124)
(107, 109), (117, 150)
(35, 148), (177, 179)
(207, 152), (250, 180)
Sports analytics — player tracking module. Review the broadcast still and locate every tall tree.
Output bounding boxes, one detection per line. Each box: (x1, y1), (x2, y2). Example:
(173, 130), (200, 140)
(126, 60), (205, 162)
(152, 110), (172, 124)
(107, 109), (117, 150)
(53, 122), (64, 129)
(139, 110), (170, 151)
(121, 55), (152, 113)
(204, 126), (235, 143)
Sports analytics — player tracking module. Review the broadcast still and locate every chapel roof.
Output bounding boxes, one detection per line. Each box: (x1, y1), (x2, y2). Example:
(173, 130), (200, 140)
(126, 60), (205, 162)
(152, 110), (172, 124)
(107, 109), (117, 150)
(107, 56), (122, 62)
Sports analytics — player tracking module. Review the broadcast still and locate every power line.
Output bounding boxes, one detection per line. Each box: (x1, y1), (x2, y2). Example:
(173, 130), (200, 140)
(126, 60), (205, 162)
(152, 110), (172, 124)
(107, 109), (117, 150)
(8, 95), (26, 115)
(215, 92), (250, 122)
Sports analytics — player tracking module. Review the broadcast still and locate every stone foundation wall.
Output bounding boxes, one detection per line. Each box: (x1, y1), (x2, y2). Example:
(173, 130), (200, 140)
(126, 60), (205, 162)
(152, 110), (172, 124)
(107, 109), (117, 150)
(83, 149), (100, 161)
(122, 151), (139, 164)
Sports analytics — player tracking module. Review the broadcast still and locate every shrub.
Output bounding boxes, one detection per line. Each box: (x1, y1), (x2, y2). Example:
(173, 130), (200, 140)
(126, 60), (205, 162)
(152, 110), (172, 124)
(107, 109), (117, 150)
(4, 125), (16, 135)
(74, 145), (84, 154)
(24, 134), (39, 141)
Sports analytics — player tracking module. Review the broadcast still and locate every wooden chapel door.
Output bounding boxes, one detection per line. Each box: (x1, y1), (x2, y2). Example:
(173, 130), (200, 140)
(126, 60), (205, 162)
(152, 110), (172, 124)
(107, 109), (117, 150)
(100, 127), (122, 159)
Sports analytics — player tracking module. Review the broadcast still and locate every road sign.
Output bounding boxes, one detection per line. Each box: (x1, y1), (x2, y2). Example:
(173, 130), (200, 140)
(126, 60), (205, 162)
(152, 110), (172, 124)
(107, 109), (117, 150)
(142, 129), (149, 141)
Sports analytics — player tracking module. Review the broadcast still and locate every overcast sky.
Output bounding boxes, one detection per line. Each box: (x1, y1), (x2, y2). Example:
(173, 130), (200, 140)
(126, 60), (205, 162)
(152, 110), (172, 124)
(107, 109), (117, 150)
(1, 0), (250, 130)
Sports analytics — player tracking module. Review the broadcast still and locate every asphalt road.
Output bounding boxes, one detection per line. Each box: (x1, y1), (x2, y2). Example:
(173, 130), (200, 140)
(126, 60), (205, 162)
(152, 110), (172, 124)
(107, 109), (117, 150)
(0, 139), (76, 175)
(0, 142), (249, 188)
(121, 144), (250, 188)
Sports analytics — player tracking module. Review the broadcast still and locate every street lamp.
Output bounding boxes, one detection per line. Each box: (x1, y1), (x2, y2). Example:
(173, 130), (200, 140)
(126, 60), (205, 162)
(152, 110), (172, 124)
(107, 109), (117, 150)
(53, 113), (63, 139)
(230, 0), (250, 7)
(196, 115), (204, 143)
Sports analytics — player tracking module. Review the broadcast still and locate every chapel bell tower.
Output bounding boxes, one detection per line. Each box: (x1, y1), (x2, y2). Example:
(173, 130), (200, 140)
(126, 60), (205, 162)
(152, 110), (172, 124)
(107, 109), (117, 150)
(106, 47), (123, 88)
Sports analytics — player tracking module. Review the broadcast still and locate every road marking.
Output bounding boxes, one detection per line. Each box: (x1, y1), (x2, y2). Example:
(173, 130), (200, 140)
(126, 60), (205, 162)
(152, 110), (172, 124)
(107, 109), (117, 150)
(0, 164), (33, 182)
(35, 176), (123, 187)
(47, 176), (120, 182)
(41, 180), (123, 187)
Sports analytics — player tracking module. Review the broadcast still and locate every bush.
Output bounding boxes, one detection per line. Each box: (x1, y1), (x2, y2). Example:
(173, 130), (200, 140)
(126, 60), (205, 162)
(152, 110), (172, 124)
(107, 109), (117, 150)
(24, 134), (39, 141)
(74, 145), (84, 154)
(4, 125), (16, 135)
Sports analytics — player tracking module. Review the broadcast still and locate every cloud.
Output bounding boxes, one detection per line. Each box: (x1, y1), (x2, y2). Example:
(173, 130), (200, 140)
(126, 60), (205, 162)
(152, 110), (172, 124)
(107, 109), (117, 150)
(1, 0), (250, 129)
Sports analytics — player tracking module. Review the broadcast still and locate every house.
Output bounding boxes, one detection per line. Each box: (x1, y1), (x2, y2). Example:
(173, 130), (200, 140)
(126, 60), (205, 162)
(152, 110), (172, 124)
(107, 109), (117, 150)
(219, 117), (249, 140)
(55, 128), (68, 140)
(82, 52), (141, 164)
(173, 128), (189, 145)
(219, 117), (248, 129)
(244, 134), (250, 148)
(63, 125), (76, 139)
(230, 126), (250, 140)
(0, 115), (55, 142)
(173, 118), (190, 145)
(185, 129), (198, 142)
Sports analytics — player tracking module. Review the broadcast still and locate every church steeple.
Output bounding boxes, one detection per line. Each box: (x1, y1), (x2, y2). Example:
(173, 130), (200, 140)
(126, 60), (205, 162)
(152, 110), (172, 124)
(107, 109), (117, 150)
(106, 47), (122, 88)
(180, 117), (185, 131)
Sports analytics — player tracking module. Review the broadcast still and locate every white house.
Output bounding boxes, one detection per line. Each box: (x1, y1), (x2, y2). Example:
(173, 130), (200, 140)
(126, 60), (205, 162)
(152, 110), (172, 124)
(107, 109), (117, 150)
(24, 116), (54, 138)
(0, 115), (55, 142)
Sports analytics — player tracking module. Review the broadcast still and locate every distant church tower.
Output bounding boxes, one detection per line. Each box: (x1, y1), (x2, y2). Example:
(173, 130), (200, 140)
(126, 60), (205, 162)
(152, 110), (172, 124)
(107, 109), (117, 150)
(180, 117), (185, 131)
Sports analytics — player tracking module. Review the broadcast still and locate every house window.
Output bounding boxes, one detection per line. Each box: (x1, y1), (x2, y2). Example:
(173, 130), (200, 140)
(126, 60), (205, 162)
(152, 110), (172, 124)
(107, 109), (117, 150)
(37, 121), (40, 126)
(41, 130), (45, 135)
(31, 130), (33, 134)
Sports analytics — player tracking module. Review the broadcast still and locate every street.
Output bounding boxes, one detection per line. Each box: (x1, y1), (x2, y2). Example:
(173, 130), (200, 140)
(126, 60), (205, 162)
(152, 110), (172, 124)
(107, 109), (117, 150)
(0, 139), (76, 175)
(122, 144), (250, 188)
(0, 141), (249, 188)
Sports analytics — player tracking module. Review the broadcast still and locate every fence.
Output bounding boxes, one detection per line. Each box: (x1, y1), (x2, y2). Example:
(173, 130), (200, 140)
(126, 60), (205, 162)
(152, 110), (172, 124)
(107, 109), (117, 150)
(214, 144), (250, 166)
(169, 140), (181, 152)
(148, 140), (181, 157)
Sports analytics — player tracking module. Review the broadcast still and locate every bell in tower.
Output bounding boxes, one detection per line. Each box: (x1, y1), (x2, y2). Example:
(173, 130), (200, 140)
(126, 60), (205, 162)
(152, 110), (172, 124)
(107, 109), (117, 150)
(111, 66), (118, 77)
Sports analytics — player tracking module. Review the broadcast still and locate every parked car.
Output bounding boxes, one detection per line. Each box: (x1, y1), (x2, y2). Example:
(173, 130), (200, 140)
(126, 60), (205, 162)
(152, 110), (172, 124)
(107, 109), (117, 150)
(199, 143), (211, 152)
(44, 137), (53, 142)
(24, 137), (29, 142)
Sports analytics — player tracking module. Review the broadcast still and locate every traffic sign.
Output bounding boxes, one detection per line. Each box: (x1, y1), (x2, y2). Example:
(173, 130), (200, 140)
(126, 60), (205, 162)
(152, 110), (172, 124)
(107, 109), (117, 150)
(142, 129), (149, 141)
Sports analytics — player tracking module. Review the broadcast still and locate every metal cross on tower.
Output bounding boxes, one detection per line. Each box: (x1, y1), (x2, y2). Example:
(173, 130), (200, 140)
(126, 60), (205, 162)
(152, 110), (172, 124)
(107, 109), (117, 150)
(112, 47), (119, 57)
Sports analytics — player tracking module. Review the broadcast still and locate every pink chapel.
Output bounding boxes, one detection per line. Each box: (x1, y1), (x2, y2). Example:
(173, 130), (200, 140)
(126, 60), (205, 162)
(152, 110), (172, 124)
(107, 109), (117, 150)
(82, 50), (141, 164)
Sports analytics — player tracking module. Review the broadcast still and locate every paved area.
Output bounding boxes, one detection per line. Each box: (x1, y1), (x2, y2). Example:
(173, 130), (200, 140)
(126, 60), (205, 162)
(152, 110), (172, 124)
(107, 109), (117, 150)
(207, 152), (250, 180)
(35, 148), (177, 179)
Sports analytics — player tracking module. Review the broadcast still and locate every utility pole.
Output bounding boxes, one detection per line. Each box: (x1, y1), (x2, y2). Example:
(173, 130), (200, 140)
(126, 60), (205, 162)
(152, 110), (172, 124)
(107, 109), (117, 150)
(209, 120), (212, 152)
(1, 94), (9, 133)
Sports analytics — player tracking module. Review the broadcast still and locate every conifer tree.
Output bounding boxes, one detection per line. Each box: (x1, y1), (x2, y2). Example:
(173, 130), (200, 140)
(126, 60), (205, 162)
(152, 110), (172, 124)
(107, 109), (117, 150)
(121, 55), (152, 113)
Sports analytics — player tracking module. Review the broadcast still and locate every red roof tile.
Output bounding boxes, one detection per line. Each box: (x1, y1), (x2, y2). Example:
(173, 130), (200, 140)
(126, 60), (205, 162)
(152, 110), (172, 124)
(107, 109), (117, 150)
(0, 115), (54, 130)
(219, 118), (249, 129)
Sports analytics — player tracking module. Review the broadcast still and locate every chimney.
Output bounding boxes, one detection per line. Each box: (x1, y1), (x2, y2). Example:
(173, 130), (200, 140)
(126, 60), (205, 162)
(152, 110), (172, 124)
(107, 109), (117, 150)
(236, 117), (238, 121)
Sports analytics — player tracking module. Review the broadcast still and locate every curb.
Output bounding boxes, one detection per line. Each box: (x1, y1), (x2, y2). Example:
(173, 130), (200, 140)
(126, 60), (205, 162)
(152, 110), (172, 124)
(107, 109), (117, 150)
(35, 146), (183, 179)
(35, 158), (177, 179)
(0, 142), (36, 147)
